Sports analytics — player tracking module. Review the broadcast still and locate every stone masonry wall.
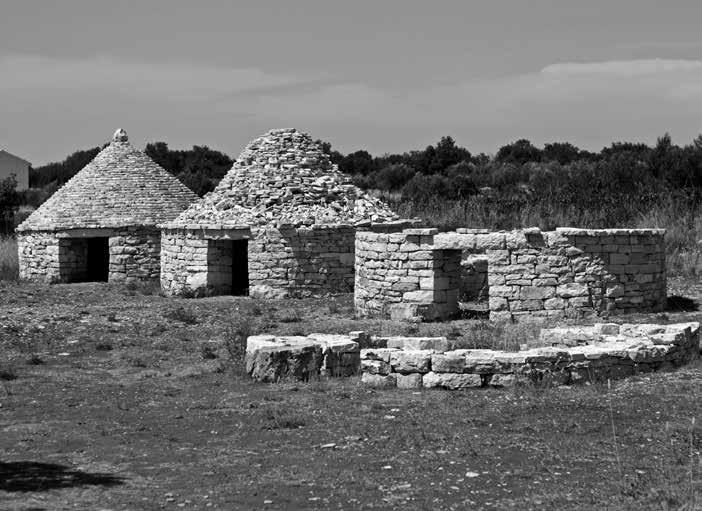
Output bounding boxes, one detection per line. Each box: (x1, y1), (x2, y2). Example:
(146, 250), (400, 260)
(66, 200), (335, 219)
(355, 227), (666, 321)
(161, 225), (358, 298)
(160, 229), (214, 296)
(108, 227), (161, 283)
(17, 232), (62, 283)
(18, 227), (161, 284)
(248, 225), (356, 298)
(355, 229), (462, 320)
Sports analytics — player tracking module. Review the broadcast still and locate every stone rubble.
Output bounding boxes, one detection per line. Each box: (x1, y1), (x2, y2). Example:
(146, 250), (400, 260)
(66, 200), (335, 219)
(164, 128), (400, 229)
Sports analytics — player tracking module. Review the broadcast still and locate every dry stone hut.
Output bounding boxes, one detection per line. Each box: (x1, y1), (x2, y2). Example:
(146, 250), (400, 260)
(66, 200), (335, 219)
(160, 128), (411, 298)
(16, 129), (197, 284)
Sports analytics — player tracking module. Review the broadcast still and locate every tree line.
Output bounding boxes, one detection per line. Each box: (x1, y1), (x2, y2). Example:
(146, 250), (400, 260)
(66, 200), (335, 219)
(7, 132), (702, 233)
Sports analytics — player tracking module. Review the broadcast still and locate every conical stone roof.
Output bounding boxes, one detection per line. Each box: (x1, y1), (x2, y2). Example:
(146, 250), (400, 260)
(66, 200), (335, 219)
(166, 128), (400, 229)
(17, 129), (198, 232)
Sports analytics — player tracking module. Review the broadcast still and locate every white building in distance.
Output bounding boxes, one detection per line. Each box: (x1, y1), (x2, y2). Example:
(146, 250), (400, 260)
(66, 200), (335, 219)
(0, 150), (30, 191)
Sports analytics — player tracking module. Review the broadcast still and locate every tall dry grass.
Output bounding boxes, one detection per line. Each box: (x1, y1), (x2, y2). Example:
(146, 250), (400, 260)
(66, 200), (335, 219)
(0, 236), (19, 281)
(634, 198), (702, 278)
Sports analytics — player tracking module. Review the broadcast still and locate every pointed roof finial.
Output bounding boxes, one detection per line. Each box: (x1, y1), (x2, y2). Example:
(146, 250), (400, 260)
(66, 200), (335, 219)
(113, 128), (128, 142)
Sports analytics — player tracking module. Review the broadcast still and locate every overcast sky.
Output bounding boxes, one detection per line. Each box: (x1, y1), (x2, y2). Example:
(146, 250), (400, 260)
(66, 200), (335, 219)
(3, 0), (702, 166)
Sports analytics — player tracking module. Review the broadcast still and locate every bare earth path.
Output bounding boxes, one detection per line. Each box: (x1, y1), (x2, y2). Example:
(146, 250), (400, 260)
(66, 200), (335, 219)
(1, 281), (701, 510)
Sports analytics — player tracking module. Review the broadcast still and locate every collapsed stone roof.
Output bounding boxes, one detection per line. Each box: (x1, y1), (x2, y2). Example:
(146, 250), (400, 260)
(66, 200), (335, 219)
(165, 128), (400, 229)
(17, 129), (198, 232)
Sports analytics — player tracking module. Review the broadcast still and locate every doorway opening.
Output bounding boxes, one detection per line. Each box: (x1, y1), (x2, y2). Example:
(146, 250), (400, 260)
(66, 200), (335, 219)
(60, 237), (110, 282)
(207, 239), (249, 296)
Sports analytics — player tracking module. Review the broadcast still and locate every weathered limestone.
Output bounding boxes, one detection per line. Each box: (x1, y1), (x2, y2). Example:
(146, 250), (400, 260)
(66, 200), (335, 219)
(245, 332), (362, 382)
(356, 227), (667, 321)
(161, 128), (416, 298)
(355, 229), (462, 320)
(16, 129), (197, 283)
(360, 322), (700, 389)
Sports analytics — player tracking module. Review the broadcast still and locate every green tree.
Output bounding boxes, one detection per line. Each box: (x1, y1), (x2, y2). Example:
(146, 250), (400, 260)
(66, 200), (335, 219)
(496, 139), (542, 165)
(0, 175), (21, 233)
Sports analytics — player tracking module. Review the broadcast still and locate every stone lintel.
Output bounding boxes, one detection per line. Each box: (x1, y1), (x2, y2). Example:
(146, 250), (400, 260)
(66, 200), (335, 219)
(202, 228), (252, 240)
(56, 228), (116, 238)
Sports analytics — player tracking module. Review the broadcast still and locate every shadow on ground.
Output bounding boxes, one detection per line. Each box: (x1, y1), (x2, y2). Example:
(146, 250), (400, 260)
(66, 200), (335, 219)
(666, 295), (699, 312)
(0, 461), (124, 492)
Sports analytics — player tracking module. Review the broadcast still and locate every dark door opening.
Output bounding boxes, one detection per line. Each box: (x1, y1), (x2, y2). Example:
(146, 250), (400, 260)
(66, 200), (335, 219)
(86, 237), (109, 282)
(231, 240), (249, 296)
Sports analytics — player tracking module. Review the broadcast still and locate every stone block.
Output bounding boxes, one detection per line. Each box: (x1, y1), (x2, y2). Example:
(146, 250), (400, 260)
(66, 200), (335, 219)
(246, 343), (323, 383)
(520, 286), (556, 300)
(361, 372), (397, 388)
(361, 359), (392, 375)
(431, 352), (465, 373)
(396, 373), (424, 389)
(557, 283), (589, 298)
(385, 337), (450, 351)
(390, 350), (433, 373)
(422, 372), (482, 389)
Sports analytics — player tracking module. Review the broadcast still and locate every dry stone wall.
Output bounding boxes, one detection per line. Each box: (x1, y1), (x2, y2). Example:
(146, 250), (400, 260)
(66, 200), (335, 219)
(17, 232), (61, 282)
(248, 226), (356, 298)
(355, 227), (666, 321)
(355, 229), (462, 320)
(161, 222), (415, 298)
(361, 322), (700, 389)
(18, 227), (161, 283)
(108, 227), (161, 282)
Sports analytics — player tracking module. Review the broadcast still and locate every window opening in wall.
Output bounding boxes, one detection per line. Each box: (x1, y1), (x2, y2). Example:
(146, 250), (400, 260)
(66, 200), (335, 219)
(458, 254), (489, 319)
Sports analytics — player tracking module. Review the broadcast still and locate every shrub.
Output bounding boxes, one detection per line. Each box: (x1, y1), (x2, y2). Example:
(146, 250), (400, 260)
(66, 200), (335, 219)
(164, 305), (199, 325)
(0, 364), (18, 381)
(225, 313), (254, 366)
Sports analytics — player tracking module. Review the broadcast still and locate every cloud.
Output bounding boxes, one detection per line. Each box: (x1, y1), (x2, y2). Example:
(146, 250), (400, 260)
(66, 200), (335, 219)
(4, 55), (702, 162)
(0, 54), (320, 101)
(542, 58), (702, 76)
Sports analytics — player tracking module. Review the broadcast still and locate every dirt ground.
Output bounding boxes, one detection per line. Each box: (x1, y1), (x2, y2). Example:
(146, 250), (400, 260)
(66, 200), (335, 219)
(1, 279), (701, 510)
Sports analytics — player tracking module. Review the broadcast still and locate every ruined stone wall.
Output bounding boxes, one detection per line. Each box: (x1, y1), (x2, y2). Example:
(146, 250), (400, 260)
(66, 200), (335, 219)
(355, 227), (666, 321)
(361, 322), (699, 389)
(355, 229), (462, 320)
(18, 227), (161, 284)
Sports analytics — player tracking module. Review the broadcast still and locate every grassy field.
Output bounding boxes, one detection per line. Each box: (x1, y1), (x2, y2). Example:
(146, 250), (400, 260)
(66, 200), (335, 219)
(1, 280), (702, 509)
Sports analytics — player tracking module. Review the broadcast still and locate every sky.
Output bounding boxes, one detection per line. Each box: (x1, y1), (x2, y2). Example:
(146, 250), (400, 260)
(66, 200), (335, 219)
(2, 0), (702, 166)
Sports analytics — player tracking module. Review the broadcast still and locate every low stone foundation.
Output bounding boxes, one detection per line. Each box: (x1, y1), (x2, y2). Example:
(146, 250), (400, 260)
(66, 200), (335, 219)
(361, 322), (699, 389)
(245, 333), (363, 382)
